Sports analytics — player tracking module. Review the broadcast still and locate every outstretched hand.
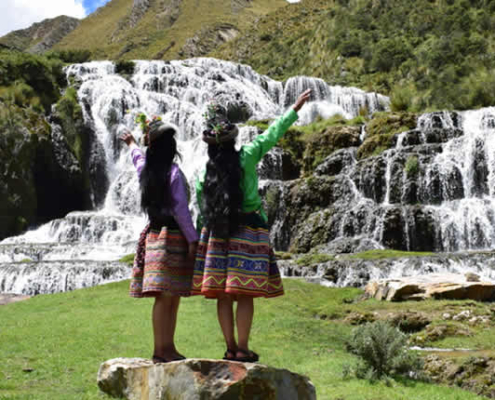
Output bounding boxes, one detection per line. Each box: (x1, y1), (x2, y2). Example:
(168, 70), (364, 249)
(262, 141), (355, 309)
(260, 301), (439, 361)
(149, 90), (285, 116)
(119, 130), (137, 147)
(292, 89), (312, 113)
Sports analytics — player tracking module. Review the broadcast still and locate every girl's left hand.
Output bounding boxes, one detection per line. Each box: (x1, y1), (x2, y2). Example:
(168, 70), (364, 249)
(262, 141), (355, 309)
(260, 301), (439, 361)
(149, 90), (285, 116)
(293, 89), (312, 113)
(119, 130), (136, 146)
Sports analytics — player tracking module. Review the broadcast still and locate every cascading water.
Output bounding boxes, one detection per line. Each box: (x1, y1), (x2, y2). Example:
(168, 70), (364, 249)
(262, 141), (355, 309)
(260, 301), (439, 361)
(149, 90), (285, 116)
(277, 107), (495, 256)
(0, 57), (388, 295)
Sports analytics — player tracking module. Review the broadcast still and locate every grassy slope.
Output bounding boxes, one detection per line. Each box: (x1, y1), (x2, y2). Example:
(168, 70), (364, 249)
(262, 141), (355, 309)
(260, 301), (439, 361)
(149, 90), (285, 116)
(214, 0), (495, 111)
(55, 0), (287, 60)
(0, 279), (487, 400)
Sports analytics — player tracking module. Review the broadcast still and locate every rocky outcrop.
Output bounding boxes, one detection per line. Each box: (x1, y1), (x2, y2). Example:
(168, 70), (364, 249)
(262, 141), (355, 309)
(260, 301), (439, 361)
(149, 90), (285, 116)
(365, 273), (495, 301)
(178, 24), (240, 59)
(423, 355), (495, 399)
(97, 358), (316, 400)
(0, 16), (80, 53)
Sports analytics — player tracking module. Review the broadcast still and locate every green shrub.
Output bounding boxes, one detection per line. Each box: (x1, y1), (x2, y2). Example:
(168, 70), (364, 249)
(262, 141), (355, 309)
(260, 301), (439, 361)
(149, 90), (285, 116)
(390, 84), (415, 112)
(346, 321), (423, 380)
(115, 60), (136, 76)
(46, 49), (92, 64)
(405, 155), (419, 177)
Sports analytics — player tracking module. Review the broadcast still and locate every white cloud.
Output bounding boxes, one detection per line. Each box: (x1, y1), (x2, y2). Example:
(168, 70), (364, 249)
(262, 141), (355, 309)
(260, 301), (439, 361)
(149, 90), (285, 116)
(0, 0), (86, 37)
(286, 0), (301, 3)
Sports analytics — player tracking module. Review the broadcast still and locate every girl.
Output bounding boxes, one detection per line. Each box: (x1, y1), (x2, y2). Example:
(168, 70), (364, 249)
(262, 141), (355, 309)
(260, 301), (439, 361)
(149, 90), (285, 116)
(120, 118), (198, 363)
(192, 89), (311, 362)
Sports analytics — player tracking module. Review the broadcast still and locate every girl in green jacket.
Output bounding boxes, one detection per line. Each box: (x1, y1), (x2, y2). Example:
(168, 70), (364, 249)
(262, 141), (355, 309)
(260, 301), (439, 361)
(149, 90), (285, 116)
(192, 89), (312, 362)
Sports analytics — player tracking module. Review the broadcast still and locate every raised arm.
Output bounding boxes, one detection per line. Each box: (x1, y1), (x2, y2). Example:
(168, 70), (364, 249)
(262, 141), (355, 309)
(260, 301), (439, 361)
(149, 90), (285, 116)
(119, 131), (145, 177)
(242, 89), (312, 166)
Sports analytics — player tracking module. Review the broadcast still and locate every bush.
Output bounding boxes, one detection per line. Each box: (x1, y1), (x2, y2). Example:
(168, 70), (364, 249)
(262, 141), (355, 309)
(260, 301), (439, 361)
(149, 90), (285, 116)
(46, 49), (92, 64)
(405, 155), (419, 177)
(115, 60), (135, 76)
(390, 84), (415, 112)
(346, 321), (423, 380)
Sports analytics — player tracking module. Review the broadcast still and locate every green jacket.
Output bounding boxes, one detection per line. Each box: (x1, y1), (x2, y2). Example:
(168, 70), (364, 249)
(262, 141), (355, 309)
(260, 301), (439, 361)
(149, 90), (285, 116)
(196, 108), (299, 227)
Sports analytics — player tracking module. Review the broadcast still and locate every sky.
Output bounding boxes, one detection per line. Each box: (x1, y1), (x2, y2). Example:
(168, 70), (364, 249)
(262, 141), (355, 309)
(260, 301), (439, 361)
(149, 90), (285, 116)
(0, 0), (112, 37)
(0, 0), (300, 38)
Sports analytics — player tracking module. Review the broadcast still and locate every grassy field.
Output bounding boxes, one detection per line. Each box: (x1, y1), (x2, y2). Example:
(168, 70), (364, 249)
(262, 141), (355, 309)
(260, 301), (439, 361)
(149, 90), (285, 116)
(0, 279), (489, 400)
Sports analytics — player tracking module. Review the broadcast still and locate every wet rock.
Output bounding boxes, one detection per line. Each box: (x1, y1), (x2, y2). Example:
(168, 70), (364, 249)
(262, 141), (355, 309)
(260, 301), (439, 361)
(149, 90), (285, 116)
(303, 125), (361, 172)
(315, 148), (356, 177)
(381, 207), (408, 250)
(365, 273), (495, 301)
(97, 358), (316, 400)
(466, 273), (481, 282)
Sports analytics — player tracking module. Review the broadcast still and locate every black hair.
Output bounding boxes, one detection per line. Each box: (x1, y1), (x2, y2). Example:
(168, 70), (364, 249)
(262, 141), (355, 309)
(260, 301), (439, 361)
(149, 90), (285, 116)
(202, 141), (243, 237)
(140, 129), (181, 220)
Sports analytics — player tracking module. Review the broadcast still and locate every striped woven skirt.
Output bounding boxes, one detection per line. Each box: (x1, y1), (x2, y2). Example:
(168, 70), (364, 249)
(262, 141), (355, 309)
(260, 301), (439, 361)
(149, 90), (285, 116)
(192, 214), (284, 299)
(129, 218), (192, 298)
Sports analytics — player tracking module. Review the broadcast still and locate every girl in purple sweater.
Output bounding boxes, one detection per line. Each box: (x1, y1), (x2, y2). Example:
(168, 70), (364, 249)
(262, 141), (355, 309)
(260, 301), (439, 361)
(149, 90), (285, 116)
(120, 119), (198, 363)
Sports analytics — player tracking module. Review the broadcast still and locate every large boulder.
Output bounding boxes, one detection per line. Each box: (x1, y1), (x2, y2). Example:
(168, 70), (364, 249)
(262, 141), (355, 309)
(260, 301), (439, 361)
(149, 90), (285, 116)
(97, 358), (316, 400)
(365, 273), (495, 301)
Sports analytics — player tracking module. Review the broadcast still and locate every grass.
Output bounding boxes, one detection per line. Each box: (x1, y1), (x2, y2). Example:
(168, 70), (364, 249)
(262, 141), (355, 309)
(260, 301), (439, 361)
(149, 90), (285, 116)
(0, 279), (489, 400)
(296, 253), (335, 266)
(345, 250), (435, 260)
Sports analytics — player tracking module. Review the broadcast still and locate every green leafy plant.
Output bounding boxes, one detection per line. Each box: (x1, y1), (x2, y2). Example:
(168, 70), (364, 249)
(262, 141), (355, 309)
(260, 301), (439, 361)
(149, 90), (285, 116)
(405, 155), (419, 177)
(346, 321), (422, 381)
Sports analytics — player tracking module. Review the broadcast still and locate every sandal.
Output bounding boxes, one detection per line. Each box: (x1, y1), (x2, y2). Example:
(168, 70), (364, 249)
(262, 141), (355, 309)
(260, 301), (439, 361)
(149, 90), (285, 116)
(223, 348), (237, 361)
(152, 355), (169, 364)
(234, 349), (259, 363)
(152, 354), (186, 364)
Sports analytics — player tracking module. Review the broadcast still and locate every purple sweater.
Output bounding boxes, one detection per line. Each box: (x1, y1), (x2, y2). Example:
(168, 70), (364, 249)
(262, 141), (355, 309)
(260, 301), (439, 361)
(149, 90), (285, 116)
(131, 148), (199, 244)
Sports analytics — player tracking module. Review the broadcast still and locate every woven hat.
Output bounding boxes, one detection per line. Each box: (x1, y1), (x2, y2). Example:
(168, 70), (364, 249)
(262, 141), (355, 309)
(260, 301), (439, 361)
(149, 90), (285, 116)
(202, 103), (239, 145)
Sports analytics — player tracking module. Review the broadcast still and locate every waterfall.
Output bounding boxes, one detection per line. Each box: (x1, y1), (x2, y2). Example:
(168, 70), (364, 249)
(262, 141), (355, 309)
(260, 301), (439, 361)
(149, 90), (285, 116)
(0, 57), (388, 295)
(285, 107), (495, 254)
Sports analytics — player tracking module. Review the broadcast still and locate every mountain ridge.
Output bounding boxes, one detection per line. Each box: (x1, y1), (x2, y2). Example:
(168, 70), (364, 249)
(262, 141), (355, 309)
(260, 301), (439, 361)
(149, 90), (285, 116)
(0, 16), (80, 53)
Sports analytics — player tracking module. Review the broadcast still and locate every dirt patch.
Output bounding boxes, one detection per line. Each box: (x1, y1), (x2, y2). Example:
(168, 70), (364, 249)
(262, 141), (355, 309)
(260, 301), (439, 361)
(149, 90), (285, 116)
(0, 294), (31, 306)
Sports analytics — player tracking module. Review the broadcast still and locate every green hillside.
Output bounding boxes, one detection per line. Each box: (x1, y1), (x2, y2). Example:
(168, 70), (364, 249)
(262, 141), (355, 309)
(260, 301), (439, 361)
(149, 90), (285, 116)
(55, 0), (288, 60)
(214, 0), (495, 111)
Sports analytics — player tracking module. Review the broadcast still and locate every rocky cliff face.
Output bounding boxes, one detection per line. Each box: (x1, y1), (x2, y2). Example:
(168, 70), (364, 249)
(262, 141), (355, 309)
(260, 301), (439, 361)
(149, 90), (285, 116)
(0, 90), (99, 240)
(0, 16), (80, 53)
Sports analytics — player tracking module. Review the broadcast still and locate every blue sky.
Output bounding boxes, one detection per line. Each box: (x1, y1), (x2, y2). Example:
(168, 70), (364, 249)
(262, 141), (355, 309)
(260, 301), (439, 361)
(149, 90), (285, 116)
(0, 0), (299, 38)
(83, 0), (111, 15)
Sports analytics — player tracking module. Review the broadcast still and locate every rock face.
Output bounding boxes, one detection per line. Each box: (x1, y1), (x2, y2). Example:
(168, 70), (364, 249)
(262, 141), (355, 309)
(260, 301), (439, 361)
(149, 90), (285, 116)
(97, 358), (316, 400)
(365, 273), (495, 301)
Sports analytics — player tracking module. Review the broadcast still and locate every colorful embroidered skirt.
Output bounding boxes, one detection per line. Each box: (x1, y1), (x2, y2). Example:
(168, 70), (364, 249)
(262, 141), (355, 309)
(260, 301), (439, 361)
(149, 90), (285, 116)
(192, 214), (284, 299)
(129, 225), (192, 298)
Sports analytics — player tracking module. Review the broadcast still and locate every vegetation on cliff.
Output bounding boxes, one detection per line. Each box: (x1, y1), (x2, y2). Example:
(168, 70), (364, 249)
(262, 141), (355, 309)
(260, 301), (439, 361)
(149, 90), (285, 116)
(0, 49), (92, 240)
(215, 0), (495, 111)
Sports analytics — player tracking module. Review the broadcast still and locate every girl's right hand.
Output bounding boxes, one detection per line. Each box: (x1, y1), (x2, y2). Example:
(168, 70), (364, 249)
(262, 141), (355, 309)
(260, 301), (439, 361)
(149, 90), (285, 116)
(187, 241), (198, 267)
(119, 130), (136, 146)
